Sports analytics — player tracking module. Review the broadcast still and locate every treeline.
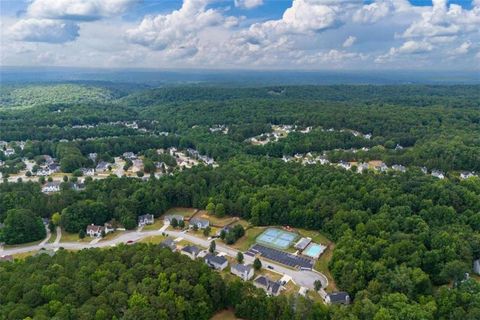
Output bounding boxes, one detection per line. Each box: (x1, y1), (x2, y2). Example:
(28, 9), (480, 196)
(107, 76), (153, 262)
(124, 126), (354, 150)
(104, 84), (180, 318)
(0, 244), (329, 320)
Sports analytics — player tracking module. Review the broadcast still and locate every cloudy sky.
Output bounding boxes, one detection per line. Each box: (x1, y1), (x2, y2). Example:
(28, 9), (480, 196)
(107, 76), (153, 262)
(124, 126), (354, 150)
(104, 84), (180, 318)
(1, 0), (479, 70)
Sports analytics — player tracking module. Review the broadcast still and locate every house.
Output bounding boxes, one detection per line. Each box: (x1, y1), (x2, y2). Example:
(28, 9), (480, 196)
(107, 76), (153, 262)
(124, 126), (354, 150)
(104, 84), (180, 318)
(357, 162), (369, 173)
(160, 238), (177, 251)
(294, 237), (312, 251)
(325, 292), (351, 305)
(122, 152), (137, 160)
(338, 161), (351, 170)
(460, 171), (476, 180)
(48, 163), (61, 173)
(254, 276), (282, 296)
(391, 164), (406, 173)
(395, 144), (404, 150)
(189, 218), (210, 229)
(431, 170), (445, 179)
(164, 215), (184, 224)
(421, 167), (428, 174)
(96, 161), (110, 172)
(80, 168), (95, 176)
(474, 259), (480, 275)
(86, 224), (104, 238)
(138, 214), (154, 227)
(41, 182), (61, 193)
(216, 225), (232, 237)
(181, 245), (200, 260)
(231, 263), (254, 281)
(205, 253), (229, 271)
(3, 148), (15, 157)
(375, 162), (388, 172)
(88, 153), (97, 161)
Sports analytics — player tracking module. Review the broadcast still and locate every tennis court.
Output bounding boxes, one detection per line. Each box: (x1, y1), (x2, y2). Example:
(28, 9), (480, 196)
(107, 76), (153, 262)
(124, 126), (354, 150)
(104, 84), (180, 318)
(256, 228), (298, 250)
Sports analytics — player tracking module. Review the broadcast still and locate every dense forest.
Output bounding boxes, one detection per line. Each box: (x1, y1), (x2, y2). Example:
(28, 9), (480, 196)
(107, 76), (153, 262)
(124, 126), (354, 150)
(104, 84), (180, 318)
(1, 84), (480, 319)
(0, 244), (328, 320)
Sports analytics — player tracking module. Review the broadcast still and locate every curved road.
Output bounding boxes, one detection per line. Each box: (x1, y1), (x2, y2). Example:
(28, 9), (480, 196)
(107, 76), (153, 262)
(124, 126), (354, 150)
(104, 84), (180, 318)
(0, 227), (328, 290)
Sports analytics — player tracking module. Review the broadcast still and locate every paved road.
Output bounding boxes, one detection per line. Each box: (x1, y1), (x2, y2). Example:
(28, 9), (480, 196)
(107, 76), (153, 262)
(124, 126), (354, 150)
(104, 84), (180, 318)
(0, 227), (328, 290)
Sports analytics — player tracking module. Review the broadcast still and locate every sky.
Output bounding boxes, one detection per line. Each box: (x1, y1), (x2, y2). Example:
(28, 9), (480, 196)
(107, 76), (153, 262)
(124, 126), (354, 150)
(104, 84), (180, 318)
(0, 0), (479, 70)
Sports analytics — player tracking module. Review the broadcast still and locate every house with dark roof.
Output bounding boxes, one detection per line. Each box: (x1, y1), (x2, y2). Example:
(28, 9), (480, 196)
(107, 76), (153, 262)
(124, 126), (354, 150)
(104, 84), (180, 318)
(254, 276), (282, 296)
(160, 238), (177, 251)
(181, 245), (200, 260)
(460, 171), (476, 180)
(138, 214), (154, 227)
(325, 292), (351, 305)
(189, 218), (210, 229)
(431, 170), (445, 179)
(205, 253), (228, 271)
(231, 263), (254, 281)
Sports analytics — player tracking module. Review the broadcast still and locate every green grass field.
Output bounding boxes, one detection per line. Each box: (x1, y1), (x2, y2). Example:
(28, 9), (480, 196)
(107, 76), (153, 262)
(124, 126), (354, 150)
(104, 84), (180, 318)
(163, 207), (198, 219)
(60, 230), (90, 243)
(142, 219), (164, 231)
(231, 226), (266, 251)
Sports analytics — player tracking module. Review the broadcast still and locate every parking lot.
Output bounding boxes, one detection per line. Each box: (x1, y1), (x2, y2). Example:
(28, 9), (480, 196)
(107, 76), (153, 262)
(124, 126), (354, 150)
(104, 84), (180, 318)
(247, 244), (314, 269)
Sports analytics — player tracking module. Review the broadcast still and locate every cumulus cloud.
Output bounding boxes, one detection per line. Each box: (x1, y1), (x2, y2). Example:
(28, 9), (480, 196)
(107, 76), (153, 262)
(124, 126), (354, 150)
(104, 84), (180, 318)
(126, 0), (237, 55)
(376, 40), (433, 62)
(353, 0), (391, 24)
(9, 18), (79, 43)
(451, 41), (471, 55)
(234, 0), (264, 9)
(343, 35), (356, 48)
(27, 0), (140, 21)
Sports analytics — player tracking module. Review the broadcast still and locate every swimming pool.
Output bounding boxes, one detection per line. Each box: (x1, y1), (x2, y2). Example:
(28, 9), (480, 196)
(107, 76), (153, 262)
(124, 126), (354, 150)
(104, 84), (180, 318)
(303, 243), (326, 259)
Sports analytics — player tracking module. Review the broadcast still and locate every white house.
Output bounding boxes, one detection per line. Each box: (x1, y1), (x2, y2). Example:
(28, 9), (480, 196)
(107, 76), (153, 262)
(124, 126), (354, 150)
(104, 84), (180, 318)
(231, 263), (254, 281)
(3, 148), (15, 157)
(460, 171), (476, 180)
(86, 224), (104, 238)
(391, 164), (407, 173)
(41, 182), (61, 193)
(431, 170), (445, 179)
(80, 168), (95, 176)
(205, 253), (228, 271)
(189, 218), (210, 229)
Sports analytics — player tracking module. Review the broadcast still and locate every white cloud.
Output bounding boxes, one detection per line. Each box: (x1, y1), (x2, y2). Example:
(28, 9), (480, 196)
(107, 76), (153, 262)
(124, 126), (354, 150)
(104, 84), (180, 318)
(234, 0), (264, 9)
(451, 41), (471, 55)
(126, 0), (237, 53)
(343, 35), (356, 47)
(8, 18), (79, 43)
(353, 0), (391, 24)
(27, 0), (140, 21)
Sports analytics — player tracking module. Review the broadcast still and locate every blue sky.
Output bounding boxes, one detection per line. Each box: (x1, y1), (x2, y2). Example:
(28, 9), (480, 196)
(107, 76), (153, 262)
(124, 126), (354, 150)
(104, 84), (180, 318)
(1, 0), (479, 70)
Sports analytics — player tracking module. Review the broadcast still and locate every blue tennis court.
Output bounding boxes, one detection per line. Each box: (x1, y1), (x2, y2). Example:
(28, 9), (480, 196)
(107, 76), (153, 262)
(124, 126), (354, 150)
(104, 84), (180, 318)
(256, 228), (298, 250)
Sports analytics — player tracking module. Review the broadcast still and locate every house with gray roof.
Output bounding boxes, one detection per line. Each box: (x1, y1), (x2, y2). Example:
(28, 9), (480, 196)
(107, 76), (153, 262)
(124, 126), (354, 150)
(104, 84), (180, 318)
(164, 215), (184, 224)
(325, 292), (351, 305)
(189, 218), (210, 229)
(138, 214), (154, 227)
(231, 263), (254, 281)
(205, 253), (228, 271)
(181, 245), (200, 260)
(160, 238), (177, 251)
(254, 276), (282, 296)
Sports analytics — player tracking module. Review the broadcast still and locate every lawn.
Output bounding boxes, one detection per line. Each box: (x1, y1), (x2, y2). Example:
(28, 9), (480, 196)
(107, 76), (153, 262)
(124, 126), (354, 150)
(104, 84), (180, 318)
(138, 235), (166, 244)
(231, 227), (266, 251)
(195, 210), (238, 227)
(3, 239), (43, 249)
(163, 207), (198, 219)
(60, 230), (90, 243)
(142, 219), (164, 231)
(47, 231), (57, 244)
(100, 231), (125, 242)
(210, 309), (239, 320)
(12, 251), (37, 260)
